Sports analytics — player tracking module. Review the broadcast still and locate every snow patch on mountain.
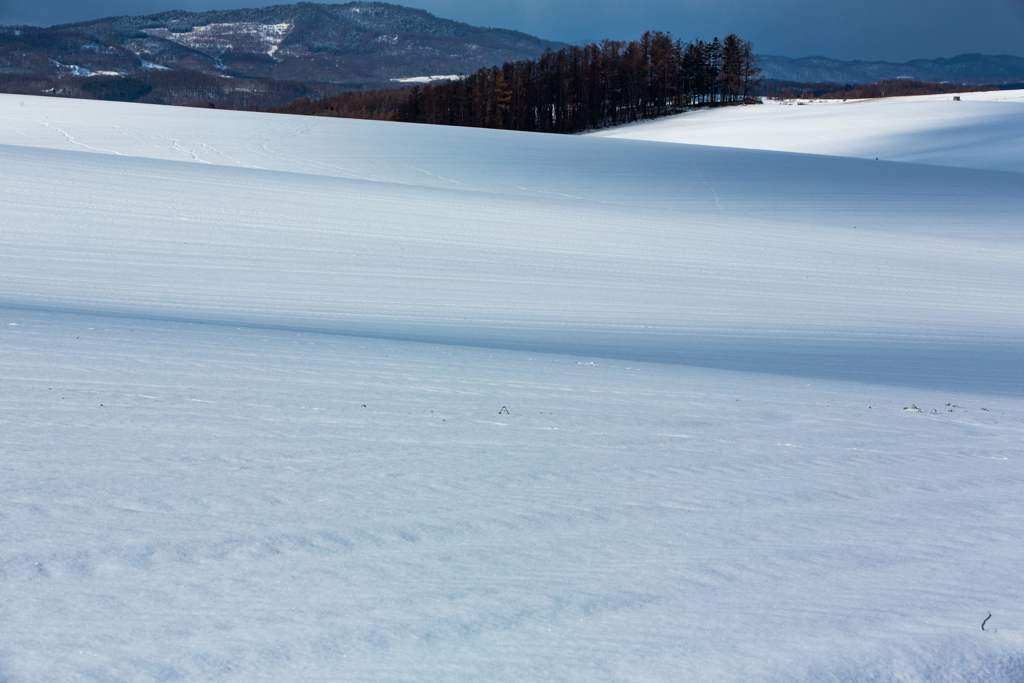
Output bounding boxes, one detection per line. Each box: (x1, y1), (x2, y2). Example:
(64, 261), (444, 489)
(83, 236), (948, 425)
(391, 73), (462, 83)
(140, 59), (171, 71)
(144, 21), (293, 59)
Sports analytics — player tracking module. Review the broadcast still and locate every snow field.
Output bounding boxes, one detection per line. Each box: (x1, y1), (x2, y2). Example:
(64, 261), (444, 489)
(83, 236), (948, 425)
(2, 310), (1023, 682)
(2, 97), (1022, 392)
(1, 93), (1023, 681)
(591, 89), (1024, 174)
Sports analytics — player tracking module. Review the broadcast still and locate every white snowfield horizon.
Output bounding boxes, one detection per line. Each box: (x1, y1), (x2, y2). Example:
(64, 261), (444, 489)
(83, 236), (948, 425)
(2, 93), (1023, 682)
(591, 89), (1024, 174)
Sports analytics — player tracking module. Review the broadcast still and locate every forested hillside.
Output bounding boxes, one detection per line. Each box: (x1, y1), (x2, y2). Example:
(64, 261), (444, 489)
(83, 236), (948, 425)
(0, 2), (562, 105)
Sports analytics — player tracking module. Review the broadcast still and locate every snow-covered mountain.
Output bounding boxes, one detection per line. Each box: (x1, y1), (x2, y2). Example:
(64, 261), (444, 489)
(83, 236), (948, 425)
(0, 2), (561, 89)
(2, 92), (1023, 681)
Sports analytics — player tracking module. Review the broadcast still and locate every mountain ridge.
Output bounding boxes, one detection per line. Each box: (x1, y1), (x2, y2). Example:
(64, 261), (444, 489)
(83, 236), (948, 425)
(759, 52), (1024, 85)
(0, 2), (563, 89)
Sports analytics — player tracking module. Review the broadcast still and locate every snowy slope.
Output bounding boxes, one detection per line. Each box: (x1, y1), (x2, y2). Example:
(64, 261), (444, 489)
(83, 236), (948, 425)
(2, 96), (1022, 391)
(591, 90), (1024, 174)
(2, 94), (1023, 682)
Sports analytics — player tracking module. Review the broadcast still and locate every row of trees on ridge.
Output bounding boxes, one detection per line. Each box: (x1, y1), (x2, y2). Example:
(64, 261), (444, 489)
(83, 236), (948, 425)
(398, 32), (761, 133)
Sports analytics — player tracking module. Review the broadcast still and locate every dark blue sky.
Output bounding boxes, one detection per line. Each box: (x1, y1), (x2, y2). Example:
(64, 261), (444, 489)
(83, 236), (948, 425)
(1, 0), (1022, 61)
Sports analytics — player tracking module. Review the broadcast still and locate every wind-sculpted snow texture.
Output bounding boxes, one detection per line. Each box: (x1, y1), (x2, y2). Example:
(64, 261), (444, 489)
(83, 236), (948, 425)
(1, 94), (1023, 682)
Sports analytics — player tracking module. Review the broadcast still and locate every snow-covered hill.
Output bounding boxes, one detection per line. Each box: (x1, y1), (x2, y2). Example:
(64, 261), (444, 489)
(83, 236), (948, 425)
(1, 94), (1023, 682)
(591, 89), (1024, 173)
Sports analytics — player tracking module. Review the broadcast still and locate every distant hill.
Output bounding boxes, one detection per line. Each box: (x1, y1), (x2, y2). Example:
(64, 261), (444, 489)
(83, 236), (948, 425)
(0, 2), (562, 90)
(759, 53), (1024, 85)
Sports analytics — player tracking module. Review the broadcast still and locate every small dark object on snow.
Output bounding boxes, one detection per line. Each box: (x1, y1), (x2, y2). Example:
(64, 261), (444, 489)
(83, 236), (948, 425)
(499, 406), (510, 414)
(982, 613), (992, 630)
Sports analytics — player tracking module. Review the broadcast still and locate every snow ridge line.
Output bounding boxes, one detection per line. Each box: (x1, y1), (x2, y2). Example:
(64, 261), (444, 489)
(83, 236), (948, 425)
(3, 301), (1022, 395)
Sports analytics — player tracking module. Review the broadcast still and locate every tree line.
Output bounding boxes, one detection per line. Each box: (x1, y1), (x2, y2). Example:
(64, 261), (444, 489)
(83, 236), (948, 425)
(269, 32), (761, 133)
(268, 86), (407, 120)
(0, 69), (341, 109)
(399, 32), (761, 133)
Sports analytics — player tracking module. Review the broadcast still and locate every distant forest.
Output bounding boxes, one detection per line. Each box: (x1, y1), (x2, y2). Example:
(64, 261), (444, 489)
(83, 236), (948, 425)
(270, 31), (762, 133)
(760, 78), (998, 100)
(0, 69), (342, 109)
(817, 79), (995, 100)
